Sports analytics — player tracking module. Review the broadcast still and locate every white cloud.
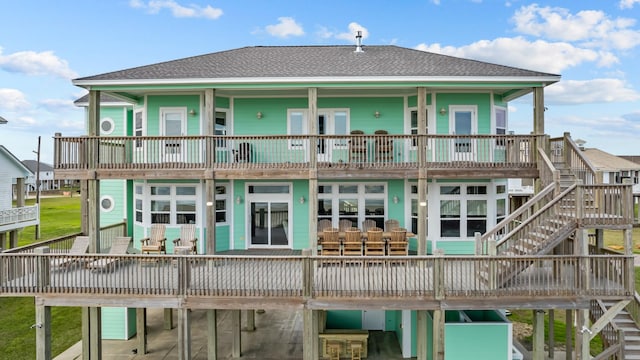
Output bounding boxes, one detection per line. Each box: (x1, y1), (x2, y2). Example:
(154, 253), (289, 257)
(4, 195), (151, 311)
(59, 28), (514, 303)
(130, 0), (222, 20)
(0, 88), (30, 111)
(512, 4), (640, 50)
(544, 79), (640, 105)
(619, 0), (640, 9)
(336, 23), (369, 43)
(415, 37), (608, 73)
(265, 17), (304, 38)
(39, 98), (76, 111)
(0, 48), (77, 79)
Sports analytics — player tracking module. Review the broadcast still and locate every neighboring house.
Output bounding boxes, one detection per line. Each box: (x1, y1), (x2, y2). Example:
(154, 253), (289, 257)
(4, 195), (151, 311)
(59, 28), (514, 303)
(581, 147), (640, 186)
(3, 39), (636, 360)
(0, 145), (38, 249)
(22, 160), (67, 192)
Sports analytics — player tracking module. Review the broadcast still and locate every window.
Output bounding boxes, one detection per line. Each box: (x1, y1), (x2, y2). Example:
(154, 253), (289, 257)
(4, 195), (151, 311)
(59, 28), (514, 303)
(466, 199), (487, 236)
(147, 184), (198, 225)
(318, 183), (386, 228)
(100, 195), (114, 212)
(409, 109), (428, 146)
(134, 185), (143, 222)
(134, 110), (143, 148)
(495, 107), (507, 146)
(215, 111), (228, 148)
(440, 200), (460, 237)
(288, 110), (307, 148)
(409, 183), (427, 236)
(439, 184), (491, 238)
(215, 185), (228, 223)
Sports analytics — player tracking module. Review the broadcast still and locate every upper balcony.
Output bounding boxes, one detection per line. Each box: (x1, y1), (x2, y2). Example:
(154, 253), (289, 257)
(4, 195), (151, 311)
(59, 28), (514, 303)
(0, 205), (39, 234)
(54, 133), (542, 180)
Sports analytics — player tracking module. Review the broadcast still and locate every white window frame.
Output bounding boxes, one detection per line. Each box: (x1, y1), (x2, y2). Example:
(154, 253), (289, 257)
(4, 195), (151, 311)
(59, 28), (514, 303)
(134, 109), (145, 149)
(437, 183), (492, 239)
(287, 109), (308, 149)
(317, 182), (386, 229)
(406, 107), (429, 149)
(215, 184), (229, 224)
(449, 105), (478, 135)
(406, 180), (428, 237)
(144, 184), (199, 226)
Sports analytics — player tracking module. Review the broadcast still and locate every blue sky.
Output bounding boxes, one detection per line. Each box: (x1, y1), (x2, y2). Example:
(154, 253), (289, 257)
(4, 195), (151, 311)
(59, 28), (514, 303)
(1, 0), (639, 163)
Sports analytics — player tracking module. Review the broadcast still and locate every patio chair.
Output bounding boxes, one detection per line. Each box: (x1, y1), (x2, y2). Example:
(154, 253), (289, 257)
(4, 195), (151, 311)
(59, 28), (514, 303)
(361, 219), (376, 233)
(51, 236), (90, 268)
(320, 228), (341, 256)
(374, 129), (393, 163)
(387, 228), (408, 256)
(342, 228), (363, 256)
(172, 223), (198, 254)
(348, 130), (367, 162)
(317, 219), (332, 232)
(384, 219), (400, 232)
(364, 227), (385, 256)
(140, 224), (167, 254)
(86, 236), (132, 271)
(338, 219), (353, 232)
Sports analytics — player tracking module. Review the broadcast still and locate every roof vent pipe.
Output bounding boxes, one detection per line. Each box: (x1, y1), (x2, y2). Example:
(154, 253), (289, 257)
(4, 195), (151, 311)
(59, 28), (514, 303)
(355, 31), (364, 53)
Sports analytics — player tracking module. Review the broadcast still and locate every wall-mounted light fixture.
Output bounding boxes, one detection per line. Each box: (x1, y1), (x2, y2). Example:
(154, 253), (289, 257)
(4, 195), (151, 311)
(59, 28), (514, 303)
(419, 201), (427, 207)
(236, 196), (242, 205)
(374, 111), (381, 118)
(299, 196), (305, 204)
(206, 201), (213, 207)
(189, 109), (197, 116)
(392, 195), (399, 204)
(439, 107), (447, 116)
(256, 111), (263, 119)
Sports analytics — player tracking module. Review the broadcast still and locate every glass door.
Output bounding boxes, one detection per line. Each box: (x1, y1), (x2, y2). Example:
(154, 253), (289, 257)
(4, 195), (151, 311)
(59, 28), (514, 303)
(160, 107), (186, 162)
(450, 106), (476, 161)
(317, 114), (328, 161)
(249, 201), (290, 247)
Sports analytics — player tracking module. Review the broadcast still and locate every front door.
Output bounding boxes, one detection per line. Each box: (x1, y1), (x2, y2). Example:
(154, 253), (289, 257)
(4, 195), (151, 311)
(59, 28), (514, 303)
(160, 107), (187, 162)
(247, 184), (292, 248)
(318, 114), (328, 162)
(450, 106), (476, 161)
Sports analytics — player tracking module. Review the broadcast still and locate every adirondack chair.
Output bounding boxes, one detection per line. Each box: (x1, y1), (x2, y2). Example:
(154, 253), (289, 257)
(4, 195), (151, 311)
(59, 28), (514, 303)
(51, 236), (90, 268)
(348, 130), (367, 163)
(173, 224), (198, 254)
(317, 219), (332, 232)
(342, 228), (363, 256)
(320, 228), (341, 256)
(384, 219), (400, 232)
(361, 219), (376, 233)
(86, 236), (132, 271)
(338, 219), (353, 232)
(364, 227), (385, 256)
(387, 228), (408, 256)
(140, 224), (167, 254)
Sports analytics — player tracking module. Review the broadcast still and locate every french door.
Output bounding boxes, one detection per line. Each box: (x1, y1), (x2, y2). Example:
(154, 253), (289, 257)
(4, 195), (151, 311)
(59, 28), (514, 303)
(246, 184), (292, 248)
(160, 107), (187, 162)
(449, 106), (477, 161)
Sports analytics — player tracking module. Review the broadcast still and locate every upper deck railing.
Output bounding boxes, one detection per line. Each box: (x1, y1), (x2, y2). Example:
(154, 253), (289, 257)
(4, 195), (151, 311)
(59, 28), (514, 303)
(0, 205), (39, 233)
(550, 133), (600, 185)
(53, 134), (540, 175)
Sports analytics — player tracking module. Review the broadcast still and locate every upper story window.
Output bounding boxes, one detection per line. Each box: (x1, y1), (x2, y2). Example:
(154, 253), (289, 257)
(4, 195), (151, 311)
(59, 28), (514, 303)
(409, 109), (428, 146)
(134, 110), (144, 148)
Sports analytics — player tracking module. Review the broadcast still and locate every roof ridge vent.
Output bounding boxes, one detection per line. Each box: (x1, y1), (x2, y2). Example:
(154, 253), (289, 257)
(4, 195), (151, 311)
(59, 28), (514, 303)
(355, 31), (364, 53)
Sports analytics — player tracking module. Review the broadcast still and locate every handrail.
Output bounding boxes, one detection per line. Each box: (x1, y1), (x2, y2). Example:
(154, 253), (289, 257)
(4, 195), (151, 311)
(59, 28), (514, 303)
(494, 184), (578, 252)
(563, 133), (599, 185)
(478, 183), (556, 254)
(591, 299), (625, 359)
(537, 147), (560, 191)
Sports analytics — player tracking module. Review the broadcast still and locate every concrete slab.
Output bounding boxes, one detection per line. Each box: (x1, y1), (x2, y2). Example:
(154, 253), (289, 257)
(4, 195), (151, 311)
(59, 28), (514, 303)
(55, 308), (405, 359)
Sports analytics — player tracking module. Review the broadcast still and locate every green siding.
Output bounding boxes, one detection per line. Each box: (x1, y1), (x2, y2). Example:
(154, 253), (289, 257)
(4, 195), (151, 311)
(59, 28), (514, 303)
(234, 98), (307, 134)
(445, 323), (511, 360)
(319, 97), (404, 133)
(99, 180), (125, 226)
(432, 240), (476, 255)
(99, 107), (128, 136)
(101, 307), (136, 340)
(233, 180), (246, 249)
(292, 180), (309, 249)
(435, 93), (492, 134)
(387, 180), (404, 226)
(215, 225), (231, 252)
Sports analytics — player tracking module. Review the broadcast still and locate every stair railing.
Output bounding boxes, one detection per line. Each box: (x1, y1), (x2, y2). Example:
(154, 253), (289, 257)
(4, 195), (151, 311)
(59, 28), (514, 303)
(562, 133), (600, 185)
(590, 299), (626, 360)
(493, 184), (578, 256)
(537, 147), (561, 194)
(477, 183), (556, 254)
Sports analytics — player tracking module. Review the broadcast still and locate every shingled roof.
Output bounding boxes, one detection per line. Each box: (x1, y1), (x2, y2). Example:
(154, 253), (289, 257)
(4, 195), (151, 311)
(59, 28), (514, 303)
(74, 45), (558, 83)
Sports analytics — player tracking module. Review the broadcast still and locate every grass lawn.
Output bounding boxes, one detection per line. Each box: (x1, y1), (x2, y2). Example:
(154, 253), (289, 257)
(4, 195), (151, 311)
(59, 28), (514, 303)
(1, 196), (82, 359)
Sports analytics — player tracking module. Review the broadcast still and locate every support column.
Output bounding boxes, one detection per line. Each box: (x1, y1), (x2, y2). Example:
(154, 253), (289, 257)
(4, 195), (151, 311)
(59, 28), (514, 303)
(88, 307), (102, 360)
(532, 310), (545, 360)
(303, 309), (319, 360)
(231, 310), (241, 358)
(308, 88), (318, 255)
(533, 87), (545, 135)
(416, 310), (428, 360)
(164, 308), (174, 330)
(245, 310), (255, 331)
(136, 308), (147, 355)
(417, 87), (428, 255)
(207, 310), (217, 360)
(35, 301), (51, 360)
(8, 230), (18, 249)
(565, 310), (573, 360)
(575, 309), (590, 360)
(205, 88), (216, 255)
(432, 310), (444, 360)
(177, 309), (192, 360)
(548, 309), (555, 360)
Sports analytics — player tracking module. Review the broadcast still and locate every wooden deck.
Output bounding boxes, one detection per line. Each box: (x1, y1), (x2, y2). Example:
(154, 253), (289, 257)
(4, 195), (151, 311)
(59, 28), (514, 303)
(0, 253), (632, 310)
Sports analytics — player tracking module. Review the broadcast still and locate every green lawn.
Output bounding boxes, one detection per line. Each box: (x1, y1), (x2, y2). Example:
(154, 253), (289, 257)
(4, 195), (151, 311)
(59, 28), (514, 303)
(1, 196), (82, 359)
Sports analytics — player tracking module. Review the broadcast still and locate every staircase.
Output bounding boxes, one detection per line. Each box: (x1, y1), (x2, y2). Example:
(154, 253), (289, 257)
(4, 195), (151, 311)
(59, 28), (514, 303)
(592, 299), (640, 359)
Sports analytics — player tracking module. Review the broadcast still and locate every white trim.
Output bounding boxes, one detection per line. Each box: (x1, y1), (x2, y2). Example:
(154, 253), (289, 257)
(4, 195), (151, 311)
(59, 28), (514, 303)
(244, 182), (293, 249)
(159, 107), (187, 136)
(74, 75), (561, 87)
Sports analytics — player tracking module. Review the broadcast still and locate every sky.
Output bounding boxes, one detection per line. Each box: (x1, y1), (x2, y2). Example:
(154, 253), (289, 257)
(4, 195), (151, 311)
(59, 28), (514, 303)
(0, 0), (639, 164)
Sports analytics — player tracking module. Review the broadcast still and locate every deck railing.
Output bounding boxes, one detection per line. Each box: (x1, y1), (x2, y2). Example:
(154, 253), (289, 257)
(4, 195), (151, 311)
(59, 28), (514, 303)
(0, 205), (39, 231)
(550, 133), (600, 185)
(53, 134), (541, 171)
(0, 254), (631, 304)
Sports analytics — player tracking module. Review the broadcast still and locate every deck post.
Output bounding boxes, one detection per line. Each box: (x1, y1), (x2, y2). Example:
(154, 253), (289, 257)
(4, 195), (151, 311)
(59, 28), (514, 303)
(433, 249), (445, 300)
(232, 309), (242, 357)
(164, 309), (174, 330)
(205, 179), (216, 255)
(9, 229), (18, 248)
(177, 308), (192, 360)
(432, 310), (444, 360)
(416, 310), (428, 360)
(35, 298), (51, 360)
(417, 86), (428, 255)
(565, 310), (573, 360)
(136, 308), (147, 354)
(532, 309), (545, 360)
(548, 309), (555, 359)
(575, 309), (590, 360)
(207, 310), (217, 360)
(245, 310), (255, 331)
(303, 310), (319, 360)
(85, 307), (102, 360)
(308, 87), (318, 255)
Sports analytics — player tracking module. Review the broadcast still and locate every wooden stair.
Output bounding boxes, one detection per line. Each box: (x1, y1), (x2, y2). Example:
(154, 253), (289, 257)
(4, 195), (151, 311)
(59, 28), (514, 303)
(596, 300), (640, 359)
